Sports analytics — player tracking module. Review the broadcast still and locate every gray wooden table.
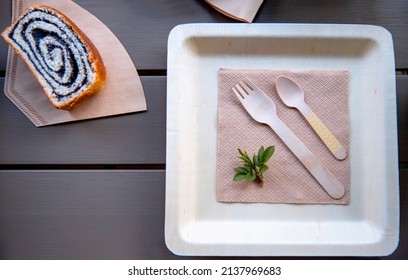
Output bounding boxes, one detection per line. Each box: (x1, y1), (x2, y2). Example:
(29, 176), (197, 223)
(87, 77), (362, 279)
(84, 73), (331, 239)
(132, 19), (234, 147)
(0, 0), (407, 259)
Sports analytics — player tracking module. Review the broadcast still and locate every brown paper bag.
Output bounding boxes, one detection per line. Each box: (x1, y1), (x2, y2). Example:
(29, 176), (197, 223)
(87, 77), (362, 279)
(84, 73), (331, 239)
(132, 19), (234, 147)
(205, 0), (264, 23)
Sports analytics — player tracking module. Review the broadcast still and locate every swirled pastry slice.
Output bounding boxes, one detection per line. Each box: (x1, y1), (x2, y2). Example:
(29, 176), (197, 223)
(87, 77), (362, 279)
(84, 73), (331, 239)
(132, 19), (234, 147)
(2, 5), (106, 110)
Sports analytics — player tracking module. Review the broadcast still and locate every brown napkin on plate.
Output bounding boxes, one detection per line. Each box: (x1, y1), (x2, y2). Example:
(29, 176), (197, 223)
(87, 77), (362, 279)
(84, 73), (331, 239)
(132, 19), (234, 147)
(4, 0), (147, 127)
(217, 68), (350, 204)
(205, 0), (264, 23)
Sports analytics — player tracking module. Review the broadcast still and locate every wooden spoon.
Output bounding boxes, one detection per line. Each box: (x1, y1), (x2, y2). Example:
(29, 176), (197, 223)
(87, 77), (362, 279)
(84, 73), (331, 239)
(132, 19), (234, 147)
(276, 76), (347, 160)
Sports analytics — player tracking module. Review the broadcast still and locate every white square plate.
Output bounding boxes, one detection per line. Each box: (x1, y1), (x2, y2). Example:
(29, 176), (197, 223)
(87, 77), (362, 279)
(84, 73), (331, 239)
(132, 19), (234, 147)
(165, 24), (399, 256)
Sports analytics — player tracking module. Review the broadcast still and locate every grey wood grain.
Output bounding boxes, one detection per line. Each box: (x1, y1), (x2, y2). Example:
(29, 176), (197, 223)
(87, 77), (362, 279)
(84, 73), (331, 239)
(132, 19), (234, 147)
(398, 75), (408, 163)
(1, 76), (406, 165)
(0, 170), (180, 259)
(1, 0), (408, 71)
(386, 168), (408, 259)
(0, 77), (166, 165)
(0, 0), (11, 72)
(0, 169), (406, 259)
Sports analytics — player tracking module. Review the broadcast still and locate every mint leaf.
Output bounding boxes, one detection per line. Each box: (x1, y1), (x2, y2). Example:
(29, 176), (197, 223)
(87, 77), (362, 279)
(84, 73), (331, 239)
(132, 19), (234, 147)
(246, 172), (256, 181)
(233, 173), (247, 181)
(259, 164), (268, 173)
(233, 146), (275, 185)
(258, 146), (264, 162)
(262, 146), (275, 163)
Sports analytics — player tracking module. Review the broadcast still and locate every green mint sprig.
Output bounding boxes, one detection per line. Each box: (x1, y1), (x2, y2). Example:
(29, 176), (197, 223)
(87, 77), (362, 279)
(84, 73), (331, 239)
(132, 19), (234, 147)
(233, 146), (275, 185)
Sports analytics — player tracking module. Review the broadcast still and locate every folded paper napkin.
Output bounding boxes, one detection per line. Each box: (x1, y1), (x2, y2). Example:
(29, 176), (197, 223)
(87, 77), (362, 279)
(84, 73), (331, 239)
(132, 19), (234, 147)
(4, 0), (147, 126)
(205, 0), (264, 23)
(217, 69), (350, 204)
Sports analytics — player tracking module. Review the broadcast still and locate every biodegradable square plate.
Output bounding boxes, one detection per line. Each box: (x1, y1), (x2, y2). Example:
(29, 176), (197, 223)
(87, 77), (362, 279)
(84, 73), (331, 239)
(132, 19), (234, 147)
(165, 24), (399, 256)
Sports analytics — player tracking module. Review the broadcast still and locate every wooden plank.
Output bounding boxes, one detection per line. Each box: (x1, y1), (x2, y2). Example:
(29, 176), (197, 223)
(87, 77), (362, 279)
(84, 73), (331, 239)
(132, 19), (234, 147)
(385, 168), (408, 259)
(0, 0), (11, 71)
(1, 75), (406, 165)
(0, 77), (166, 165)
(398, 75), (408, 163)
(1, 0), (408, 71)
(0, 170), (180, 259)
(0, 169), (406, 259)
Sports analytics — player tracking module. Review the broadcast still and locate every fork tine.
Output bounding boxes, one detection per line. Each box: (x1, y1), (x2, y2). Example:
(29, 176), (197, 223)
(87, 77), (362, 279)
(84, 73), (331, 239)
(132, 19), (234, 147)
(238, 80), (253, 95)
(235, 84), (248, 97)
(232, 87), (246, 102)
(242, 78), (258, 91)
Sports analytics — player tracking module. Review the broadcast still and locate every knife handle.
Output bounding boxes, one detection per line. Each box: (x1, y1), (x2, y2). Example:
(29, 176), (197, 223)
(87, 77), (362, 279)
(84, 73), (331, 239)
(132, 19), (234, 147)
(268, 117), (345, 199)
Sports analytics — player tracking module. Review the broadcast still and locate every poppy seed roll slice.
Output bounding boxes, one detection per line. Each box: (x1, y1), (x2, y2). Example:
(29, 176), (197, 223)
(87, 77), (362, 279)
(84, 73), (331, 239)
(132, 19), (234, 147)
(1, 5), (106, 110)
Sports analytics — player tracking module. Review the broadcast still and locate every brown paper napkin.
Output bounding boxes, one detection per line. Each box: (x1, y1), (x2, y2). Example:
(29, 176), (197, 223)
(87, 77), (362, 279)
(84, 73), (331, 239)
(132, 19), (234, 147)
(217, 69), (350, 204)
(4, 0), (147, 127)
(205, 0), (264, 23)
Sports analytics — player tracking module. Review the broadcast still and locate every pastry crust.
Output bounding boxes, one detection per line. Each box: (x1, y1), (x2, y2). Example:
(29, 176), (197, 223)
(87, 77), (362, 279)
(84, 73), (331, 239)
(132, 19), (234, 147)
(1, 4), (106, 110)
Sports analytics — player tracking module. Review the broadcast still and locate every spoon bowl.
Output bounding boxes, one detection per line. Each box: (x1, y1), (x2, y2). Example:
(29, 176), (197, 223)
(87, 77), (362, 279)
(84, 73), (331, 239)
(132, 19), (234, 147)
(276, 76), (306, 108)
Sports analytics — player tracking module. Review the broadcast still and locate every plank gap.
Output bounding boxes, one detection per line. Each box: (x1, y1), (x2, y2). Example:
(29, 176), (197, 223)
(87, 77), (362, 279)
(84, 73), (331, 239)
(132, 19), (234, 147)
(397, 69), (408, 75)
(0, 69), (168, 78)
(0, 164), (166, 170)
(137, 69), (167, 76)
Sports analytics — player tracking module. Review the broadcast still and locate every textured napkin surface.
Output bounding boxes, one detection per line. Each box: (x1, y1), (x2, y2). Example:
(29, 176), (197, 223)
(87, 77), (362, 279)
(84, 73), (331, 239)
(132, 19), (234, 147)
(217, 69), (350, 204)
(4, 0), (146, 127)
